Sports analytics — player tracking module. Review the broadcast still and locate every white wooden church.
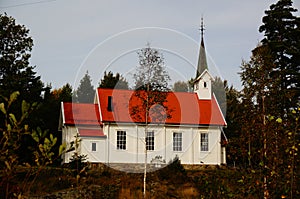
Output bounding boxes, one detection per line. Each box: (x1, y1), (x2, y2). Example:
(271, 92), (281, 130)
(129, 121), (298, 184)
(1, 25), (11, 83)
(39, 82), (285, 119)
(59, 29), (227, 168)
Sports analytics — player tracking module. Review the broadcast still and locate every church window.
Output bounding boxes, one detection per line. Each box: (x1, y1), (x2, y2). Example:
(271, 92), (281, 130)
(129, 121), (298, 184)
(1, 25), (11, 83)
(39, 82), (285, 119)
(117, 131), (126, 150)
(201, 133), (209, 151)
(146, 131), (154, 151)
(173, 132), (182, 151)
(91, 142), (97, 152)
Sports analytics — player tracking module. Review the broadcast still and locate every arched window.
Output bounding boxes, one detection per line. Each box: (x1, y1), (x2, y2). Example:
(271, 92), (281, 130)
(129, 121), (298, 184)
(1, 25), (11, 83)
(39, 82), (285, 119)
(203, 82), (207, 88)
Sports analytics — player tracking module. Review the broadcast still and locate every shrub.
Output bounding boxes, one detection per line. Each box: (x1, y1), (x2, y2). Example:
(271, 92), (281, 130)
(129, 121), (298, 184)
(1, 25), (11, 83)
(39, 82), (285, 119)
(68, 153), (88, 171)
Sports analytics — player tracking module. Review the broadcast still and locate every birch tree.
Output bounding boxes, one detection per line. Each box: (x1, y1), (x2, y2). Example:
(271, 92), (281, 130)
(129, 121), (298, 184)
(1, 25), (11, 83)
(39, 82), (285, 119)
(131, 44), (171, 198)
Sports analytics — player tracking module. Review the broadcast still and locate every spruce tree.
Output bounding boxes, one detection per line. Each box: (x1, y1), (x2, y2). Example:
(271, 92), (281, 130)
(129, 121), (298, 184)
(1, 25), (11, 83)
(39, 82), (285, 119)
(0, 13), (44, 104)
(98, 71), (129, 89)
(259, 0), (300, 116)
(172, 81), (188, 92)
(75, 71), (95, 103)
(212, 77), (227, 115)
(238, 1), (300, 196)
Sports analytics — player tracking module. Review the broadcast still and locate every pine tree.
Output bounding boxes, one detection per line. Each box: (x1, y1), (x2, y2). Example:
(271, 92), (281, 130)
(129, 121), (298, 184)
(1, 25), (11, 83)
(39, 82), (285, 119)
(98, 71), (128, 89)
(75, 71), (95, 103)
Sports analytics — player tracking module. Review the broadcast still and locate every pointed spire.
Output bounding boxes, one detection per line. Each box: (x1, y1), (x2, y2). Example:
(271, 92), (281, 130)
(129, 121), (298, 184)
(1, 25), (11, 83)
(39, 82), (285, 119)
(196, 17), (208, 78)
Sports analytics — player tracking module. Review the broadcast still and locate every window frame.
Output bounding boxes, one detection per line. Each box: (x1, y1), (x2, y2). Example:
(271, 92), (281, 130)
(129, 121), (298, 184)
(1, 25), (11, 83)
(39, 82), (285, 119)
(146, 131), (154, 151)
(173, 132), (182, 152)
(91, 142), (97, 152)
(117, 130), (126, 150)
(200, 133), (209, 151)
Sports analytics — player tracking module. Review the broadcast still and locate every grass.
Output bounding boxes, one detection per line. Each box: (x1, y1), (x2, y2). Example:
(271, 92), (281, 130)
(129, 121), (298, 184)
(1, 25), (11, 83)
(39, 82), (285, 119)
(1, 161), (285, 198)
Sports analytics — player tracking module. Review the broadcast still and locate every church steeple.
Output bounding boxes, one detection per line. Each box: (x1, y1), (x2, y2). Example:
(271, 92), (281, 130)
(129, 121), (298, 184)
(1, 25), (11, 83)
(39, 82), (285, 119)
(194, 18), (214, 100)
(196, 17), (208, 78)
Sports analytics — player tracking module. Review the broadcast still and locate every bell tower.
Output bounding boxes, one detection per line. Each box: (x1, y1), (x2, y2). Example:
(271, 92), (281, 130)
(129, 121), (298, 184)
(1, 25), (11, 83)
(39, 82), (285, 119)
(194, 18), (214, 100)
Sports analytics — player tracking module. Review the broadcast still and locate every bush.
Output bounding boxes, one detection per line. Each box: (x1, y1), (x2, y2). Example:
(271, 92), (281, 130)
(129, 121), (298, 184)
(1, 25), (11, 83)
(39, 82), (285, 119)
(158, 156), (186, 183)
(68, 153), (88, 171)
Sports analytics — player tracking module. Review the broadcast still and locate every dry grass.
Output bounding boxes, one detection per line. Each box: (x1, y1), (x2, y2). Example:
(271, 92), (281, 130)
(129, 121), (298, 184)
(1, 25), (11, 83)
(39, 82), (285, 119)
(3, 162), (266, 198)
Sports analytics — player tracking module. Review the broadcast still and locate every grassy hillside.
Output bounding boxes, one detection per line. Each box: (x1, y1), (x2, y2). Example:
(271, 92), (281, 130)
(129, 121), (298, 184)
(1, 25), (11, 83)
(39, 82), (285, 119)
(13, 160), (272, 199)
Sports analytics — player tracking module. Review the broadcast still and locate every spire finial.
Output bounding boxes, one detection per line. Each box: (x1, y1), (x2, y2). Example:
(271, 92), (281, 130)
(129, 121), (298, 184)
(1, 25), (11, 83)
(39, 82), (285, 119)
(200, 17), (205, 39)
(196, 16), (208, 78)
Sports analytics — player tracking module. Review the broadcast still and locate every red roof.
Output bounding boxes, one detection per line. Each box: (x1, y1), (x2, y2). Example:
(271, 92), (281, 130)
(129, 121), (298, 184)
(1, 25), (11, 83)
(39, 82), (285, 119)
(62, 89), (226, 126)
(62, 103), (101, 126)
(96, 88), (226, 126)
(78, 129), (106, 137)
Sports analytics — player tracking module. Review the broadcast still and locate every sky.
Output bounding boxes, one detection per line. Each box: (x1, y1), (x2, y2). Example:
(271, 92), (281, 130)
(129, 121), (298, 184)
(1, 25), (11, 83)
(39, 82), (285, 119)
(1, 0), (299, 90)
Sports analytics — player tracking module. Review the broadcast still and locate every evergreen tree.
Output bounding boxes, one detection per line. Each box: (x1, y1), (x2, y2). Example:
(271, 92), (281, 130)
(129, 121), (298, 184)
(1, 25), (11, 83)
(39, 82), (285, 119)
(239, 45), (272, 169)
(55, 83), (73, 102)
(212, 77), (227, 115)
(0, 14), (45, 165)
(259, 0), (300, 116)
(98, 71), (129, 89)
(238, 0), (300, 194)
(41, 84), (73, 164)
(75, 71), (95, 103)
(188, 78), (195, 92)
(222, 85), (245, 167)
(172, 81), (188, 92)
(0, 13), (44, 104)
(39, 83), (73, 131)
(258, 4), (299, 196)
(240, 44), (289, 197)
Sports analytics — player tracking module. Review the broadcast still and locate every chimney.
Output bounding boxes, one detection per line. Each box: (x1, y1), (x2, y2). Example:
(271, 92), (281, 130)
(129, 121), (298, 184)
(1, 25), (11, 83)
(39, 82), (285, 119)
(107, 96), (113, 111)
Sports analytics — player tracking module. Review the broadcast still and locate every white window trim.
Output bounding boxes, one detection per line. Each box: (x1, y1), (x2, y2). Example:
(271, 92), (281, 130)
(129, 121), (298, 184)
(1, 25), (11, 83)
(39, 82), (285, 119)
(91, 142), (97, 152)
(173, 132), (182, 152)
(146, 131), (154, 151)
(200, 132), (209, 152)
(116, 130), (126, 150)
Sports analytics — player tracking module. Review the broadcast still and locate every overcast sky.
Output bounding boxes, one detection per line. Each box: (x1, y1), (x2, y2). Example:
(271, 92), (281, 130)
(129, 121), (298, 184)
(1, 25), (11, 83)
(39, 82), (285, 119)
(1, 0), (299, 90)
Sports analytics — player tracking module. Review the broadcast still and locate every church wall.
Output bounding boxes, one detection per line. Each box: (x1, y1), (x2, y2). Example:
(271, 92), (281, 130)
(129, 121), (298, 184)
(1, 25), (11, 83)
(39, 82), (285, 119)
(61, 123), (223, 166)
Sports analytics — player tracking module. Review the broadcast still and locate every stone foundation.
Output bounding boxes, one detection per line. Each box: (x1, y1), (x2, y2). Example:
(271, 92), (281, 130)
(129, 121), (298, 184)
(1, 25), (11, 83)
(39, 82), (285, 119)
(89, 162), (224, 172)
(104, 163), (167, 173)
